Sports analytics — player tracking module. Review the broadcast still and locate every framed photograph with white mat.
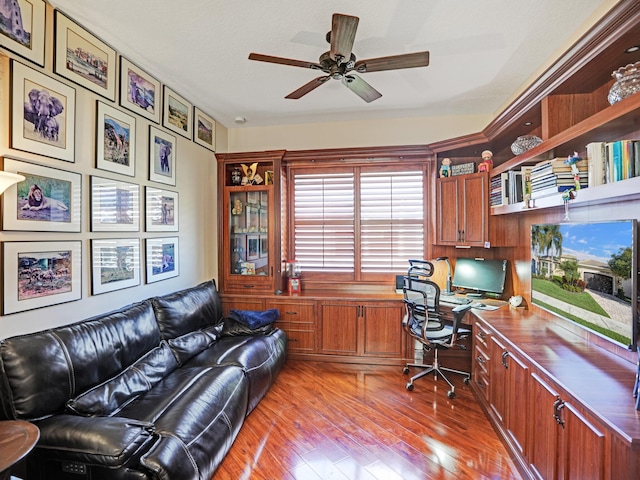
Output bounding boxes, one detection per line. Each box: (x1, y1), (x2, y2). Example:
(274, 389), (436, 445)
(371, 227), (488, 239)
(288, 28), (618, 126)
(96, 101), (137, 176)
(91, 238), (141, 295)
(162, 86), (192, 139)
(90, 176), (140, 232)
(0, 0), (46, 66)
(145, 236), (179, 283)
(2, 157), (81, 232)
(2, 240), (82, 314)
(145, 186), (178, 232)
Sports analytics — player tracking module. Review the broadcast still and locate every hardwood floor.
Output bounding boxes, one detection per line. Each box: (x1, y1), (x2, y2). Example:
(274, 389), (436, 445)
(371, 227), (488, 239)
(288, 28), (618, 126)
(213, 360), (522, 480)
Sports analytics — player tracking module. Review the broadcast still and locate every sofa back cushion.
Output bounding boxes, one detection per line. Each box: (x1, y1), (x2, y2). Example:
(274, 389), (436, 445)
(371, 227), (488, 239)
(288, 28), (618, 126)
(167, 324), (223, 366)
(67, 341), (178, 416)
(151, 279), (222, 340)
(0, 300), (161, 421)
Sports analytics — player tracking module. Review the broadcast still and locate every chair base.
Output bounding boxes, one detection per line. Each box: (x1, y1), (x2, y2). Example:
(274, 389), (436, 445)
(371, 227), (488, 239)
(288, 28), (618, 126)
(403, 349), (470, 398)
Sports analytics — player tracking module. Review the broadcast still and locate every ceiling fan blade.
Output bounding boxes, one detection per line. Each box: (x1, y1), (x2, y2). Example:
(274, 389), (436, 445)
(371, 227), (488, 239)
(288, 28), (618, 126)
(248, 53), (322, 70)
(285, 76), (331, 99)
(354, 51), (430, 73)
(342, 75), (382, 103)
(330, 13), (359, 64)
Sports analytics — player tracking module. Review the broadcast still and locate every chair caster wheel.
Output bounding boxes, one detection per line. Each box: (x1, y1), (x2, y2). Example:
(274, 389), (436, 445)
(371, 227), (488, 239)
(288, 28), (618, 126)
(463, 376), (470, 385)
(406, 383), (414, 391)
(402, 366), (410, 374)
(447, 390), (455, 399)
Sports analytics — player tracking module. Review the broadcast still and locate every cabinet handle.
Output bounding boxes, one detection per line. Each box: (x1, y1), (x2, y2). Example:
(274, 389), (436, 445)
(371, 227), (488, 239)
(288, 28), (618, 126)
(476, 355), (485, 364)
(243, 285), (255, 289)
(501, 350), (509, 369)
(461, 229), (465, 242)
(285, 311), (298, 315)
(553, 396), (565, 428)
(477, 331), (486, 339)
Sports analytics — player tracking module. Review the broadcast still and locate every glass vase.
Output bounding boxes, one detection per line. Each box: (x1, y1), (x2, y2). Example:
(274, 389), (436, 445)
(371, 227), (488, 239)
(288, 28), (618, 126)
(608, 61), (640, 105)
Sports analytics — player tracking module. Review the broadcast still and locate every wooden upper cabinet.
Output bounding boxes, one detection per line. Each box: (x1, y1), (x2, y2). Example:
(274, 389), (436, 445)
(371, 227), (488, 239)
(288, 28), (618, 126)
(435, 172), (489, 246)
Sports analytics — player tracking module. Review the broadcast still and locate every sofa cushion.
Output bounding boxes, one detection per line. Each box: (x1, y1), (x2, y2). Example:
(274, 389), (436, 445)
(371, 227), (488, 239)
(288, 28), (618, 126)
(222, 317), (274, 336)
(229, 308), (280, 329)
(151, 279), (222, 339)
(167, 324), (223, 366)
(67, 341), (178, 417)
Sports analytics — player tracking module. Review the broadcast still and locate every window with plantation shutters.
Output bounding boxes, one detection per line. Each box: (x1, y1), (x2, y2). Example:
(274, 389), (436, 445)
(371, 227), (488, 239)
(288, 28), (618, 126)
(291, 165), (425, 280)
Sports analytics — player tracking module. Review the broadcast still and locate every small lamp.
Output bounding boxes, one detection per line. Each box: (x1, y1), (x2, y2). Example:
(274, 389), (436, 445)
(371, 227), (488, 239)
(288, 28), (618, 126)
(0, 171), (25, 194)
(435, 256), (453, 296)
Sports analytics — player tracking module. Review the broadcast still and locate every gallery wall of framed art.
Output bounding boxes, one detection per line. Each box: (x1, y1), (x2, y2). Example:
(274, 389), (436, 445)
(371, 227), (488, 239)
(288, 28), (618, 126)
(0, 2), (219, 338)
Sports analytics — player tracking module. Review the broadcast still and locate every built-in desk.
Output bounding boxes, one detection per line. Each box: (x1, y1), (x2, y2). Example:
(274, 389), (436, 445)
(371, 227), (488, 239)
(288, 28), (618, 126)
(471, 307), (640, 479)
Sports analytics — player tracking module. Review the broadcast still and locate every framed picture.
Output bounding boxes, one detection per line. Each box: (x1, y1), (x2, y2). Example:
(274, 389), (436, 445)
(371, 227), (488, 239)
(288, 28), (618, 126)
(259, 235), (268, 258)
(259, 208), (268, 233)
(149, 126), (176, 186)
(193, 107), (216, 151)
(163, 86), (192, 139)
(145, 236), (179, 283)
(2, 157), (81, 232)
(260, 191), (268, 207)
(96, 101), (136, 176)
(53, 10), (117, 101)
(119, 56), (161, 123)
(11, 60), (76, 162)
(2, 240), (82, 314)
(247, 234), (259, 261)
(145, 186), (178, 232)
(246, 191), (259, 205)
(0, 0), (45, 66)
(91, 238), (141, 295)
(90, 176), (140, 232)
(246, 206), (259, 233)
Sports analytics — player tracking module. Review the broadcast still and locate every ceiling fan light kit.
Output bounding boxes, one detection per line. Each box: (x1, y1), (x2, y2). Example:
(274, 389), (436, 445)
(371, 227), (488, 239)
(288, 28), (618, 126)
(249, 13), (430, 102)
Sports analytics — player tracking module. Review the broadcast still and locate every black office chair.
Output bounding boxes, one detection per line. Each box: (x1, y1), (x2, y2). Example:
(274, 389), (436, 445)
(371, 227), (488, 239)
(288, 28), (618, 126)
(402, 260), (471, 398)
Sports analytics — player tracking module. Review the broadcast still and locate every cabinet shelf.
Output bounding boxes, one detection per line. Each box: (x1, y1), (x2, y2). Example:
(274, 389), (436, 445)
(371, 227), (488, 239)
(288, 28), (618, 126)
(492, 93), (640, 177)
(491, 175), (640, 215)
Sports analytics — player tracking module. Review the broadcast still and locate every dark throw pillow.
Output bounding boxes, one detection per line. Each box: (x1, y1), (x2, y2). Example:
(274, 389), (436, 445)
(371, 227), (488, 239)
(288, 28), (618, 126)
(229, 308), (280, 329)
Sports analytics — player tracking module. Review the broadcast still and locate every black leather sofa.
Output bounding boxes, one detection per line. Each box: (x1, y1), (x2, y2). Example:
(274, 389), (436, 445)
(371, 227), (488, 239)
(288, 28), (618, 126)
(0, 280), (287, 480)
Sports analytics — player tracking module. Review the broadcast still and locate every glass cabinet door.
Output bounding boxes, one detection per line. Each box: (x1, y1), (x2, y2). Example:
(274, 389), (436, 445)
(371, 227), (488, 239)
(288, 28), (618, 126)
(226, 187), (272, 288)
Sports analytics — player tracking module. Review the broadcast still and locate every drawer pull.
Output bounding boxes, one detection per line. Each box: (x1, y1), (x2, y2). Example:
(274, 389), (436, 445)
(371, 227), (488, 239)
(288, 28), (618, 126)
(242, 285), (255, 289)
(477, 331), (486, 339)
(501, 350), (509, 369)
(476, 355), (485, 364)
(285, 311), (298, 315)
(553, 396), (565, 428)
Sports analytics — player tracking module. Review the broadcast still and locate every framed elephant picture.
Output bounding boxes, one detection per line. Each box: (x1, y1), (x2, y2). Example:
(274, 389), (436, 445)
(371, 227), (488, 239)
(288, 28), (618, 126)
(149, 126), (176, 186)
(11, 60), (76, 162)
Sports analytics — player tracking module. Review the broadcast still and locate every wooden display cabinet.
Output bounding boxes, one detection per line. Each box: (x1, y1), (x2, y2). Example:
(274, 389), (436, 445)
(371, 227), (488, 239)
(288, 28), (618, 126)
(217, 151), (285, 294)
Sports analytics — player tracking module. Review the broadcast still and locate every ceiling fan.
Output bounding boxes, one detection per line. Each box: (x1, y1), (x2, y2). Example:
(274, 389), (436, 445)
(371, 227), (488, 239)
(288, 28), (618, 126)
(248, 13), (430, 103)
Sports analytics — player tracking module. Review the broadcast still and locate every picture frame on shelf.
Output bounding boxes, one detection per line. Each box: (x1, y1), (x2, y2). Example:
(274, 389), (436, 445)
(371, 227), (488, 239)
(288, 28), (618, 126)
(0, 0), (46, 67)
(162, 86), (192, 139)
(259, 235), (268, 258)
(260, 191), (268, 207)
(247, 234), (259, 261)
(2, 157), (81, 232)
(193, 107), (216, 151)
(91, 238), (141, 295)
(2, 240), (82, 315)
(11, 60), (76, 162)
(145, 236), (179, 283)
(246, 206), (259, 233)
(90, 176), (140, 232)
(119, 56), (161, 123)
(53, 10), (117, 101)
(149, 125), (176, 186)
(259, 208), (268, 233)
(145, 186), (178, 232)
(246, 191), (259, 205)
(96, 101), (136, 177)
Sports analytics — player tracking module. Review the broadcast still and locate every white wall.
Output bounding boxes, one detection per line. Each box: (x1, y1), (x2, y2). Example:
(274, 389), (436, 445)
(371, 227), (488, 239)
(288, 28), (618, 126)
(227, 114), (489, 153)
(0, 7), (222, 338)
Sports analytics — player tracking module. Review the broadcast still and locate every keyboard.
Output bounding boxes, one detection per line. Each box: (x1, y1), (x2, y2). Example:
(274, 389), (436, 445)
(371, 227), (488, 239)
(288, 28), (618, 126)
(440, 296), (472, 305)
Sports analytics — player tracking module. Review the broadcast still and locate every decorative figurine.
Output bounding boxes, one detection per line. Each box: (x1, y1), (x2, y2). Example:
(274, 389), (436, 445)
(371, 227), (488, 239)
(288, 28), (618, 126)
(231, 166), (242, 186)
(439, 158), (452, 177)
(232, 199), (243, 215)
(478, 150), (493, 172)
(565, 151), (582, 190)
(241, 162), (258, 185)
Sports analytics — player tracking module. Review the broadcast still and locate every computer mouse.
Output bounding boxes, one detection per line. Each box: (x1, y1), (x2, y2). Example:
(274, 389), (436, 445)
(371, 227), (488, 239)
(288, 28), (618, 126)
(472, 302), (486, 308)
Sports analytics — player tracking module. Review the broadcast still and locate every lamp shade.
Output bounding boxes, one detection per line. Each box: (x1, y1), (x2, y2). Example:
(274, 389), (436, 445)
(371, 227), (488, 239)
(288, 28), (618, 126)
(0, 171), (25, 194)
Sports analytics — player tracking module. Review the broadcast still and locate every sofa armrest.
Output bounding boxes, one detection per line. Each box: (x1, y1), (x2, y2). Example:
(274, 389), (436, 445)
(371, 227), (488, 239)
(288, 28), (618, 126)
(34, 415), (155, 468)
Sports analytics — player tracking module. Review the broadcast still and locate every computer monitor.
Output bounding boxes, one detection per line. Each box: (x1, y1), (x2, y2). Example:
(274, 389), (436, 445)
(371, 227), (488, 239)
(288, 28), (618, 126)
(452, 258), (507, 297)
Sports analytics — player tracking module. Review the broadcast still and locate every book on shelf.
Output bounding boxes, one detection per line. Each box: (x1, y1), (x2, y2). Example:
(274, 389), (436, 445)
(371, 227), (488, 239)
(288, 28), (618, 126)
(530, 183), (587, 200)
(587, 139), (640, 185)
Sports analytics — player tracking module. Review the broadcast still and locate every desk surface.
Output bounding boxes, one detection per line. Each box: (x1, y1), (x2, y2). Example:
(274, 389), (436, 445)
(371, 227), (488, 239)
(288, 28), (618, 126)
(0, 420), (39, 473)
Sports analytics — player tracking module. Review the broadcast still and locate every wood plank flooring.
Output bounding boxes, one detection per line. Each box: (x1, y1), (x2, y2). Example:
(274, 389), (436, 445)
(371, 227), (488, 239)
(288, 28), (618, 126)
(212, 360), (522, 480)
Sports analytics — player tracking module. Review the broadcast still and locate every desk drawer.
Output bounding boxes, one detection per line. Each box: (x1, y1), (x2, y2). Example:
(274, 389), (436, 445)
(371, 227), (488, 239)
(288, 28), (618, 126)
(276, 321), (315, 352)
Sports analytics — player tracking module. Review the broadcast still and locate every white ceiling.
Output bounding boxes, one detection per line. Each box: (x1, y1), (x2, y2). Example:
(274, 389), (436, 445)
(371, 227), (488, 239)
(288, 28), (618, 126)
(48, 0), (612, 129)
